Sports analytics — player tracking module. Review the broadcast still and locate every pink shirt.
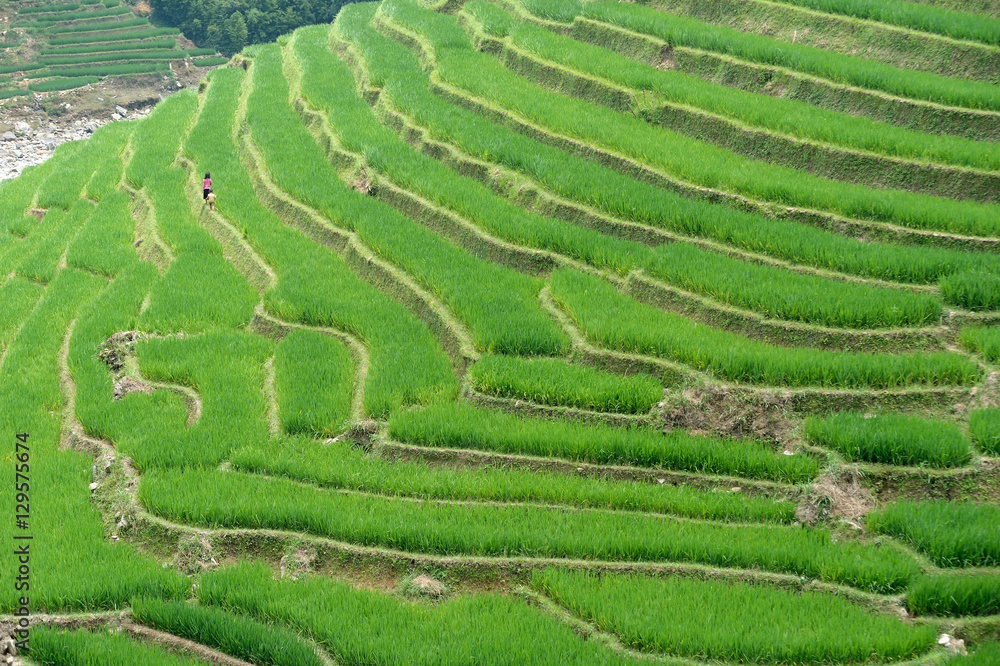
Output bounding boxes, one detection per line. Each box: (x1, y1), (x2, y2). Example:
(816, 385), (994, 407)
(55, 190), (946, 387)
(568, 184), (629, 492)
(203, 178), (212, 189)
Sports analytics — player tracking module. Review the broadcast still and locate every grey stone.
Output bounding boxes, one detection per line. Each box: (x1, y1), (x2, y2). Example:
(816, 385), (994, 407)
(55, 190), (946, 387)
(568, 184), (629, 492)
(115, 105), (127, 116)
(111, 113), (121, 121)
(1, 131), (14, 141)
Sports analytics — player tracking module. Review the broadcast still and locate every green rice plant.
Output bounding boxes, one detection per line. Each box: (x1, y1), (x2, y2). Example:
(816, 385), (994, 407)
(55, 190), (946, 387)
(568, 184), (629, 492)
(28, 75), (100, 91)
(941, 272), (1000, 311)
(0, 89), (29, 99)
(580, 0), (1000, 113)
(200, 562), (646, 666)
(25, 5), (129, 20)
(131, 597), (323, 666)
(38, 120), (127, 209)
(969, 408), (1000, 456)
(261, 39), (567, 355)
(48, 27), (179, 45)
(0, 277), (44, 351)
(231, 437), (796, 523)
(40, 49), (213, 65)
(48, 17), (150, 34)
(337, 3), (1000, 289)
(867, 500), (1000, 567)
(0, 63), (44, 74)
(85, 121), (134, 201)
(139, 252), (259, 332)
(0, 268), (189, 613)
(0, 149), (63, 232)
(432, 30), (1000, 239)
(18, 2), (81, 13)
(28, 627), (207, 666)
(335, 10), (950, 327)
(771, 0), (1000, 46)
(67, 193), (140, 277)
(193, 56), (229, 67)
(469, 354), (663, 413)
(18, 202), (94, 284)
(26, 62), (169, 77)
(550, 268), (979, 388)
(129, 331), (274, 469)
(274, 329), (354, 436)
(804, 411), (971, 467)
(186, 65), (457, 416)
(908, 573), (1000, 617)
(533, 568), (936, 662)
(959, 326), (1000, 362)
(470, 1), (1000, 174)
(40, 38), (176, 55)
(145, 466), (918, 591)
(389, 402), (819, 482)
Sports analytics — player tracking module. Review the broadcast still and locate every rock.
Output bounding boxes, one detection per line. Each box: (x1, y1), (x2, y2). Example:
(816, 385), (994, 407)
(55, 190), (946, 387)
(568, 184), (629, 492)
(88, 482), (99, 491)
(14, 121), (30, 134)
(938, 634), (968, 656)
(84, 121), (100, 133)
(111, 113), (121, 121)
(1, 636), (17, 656)
(115, 105), (127, 116)
(1, 131), (13, 141)
(117, 517), (128, 530)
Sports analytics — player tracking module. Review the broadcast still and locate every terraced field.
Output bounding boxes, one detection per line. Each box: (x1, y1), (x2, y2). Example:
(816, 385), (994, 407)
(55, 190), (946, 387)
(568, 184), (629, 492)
(1, 0), (1000, 663)
(0, 0), (223, 99)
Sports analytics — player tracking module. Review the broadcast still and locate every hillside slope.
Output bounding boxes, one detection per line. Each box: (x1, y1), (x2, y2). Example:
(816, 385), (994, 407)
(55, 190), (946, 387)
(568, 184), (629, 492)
(1, 0), (999, 663)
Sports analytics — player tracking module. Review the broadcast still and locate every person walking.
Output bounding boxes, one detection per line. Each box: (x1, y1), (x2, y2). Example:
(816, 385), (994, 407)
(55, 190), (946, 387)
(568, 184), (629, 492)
(206, 189), (217, 211)
(202, 172), (213, 201)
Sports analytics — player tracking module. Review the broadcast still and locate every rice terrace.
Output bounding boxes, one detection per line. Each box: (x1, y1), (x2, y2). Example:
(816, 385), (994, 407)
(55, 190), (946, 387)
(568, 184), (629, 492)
(2, 0), (1000, 662)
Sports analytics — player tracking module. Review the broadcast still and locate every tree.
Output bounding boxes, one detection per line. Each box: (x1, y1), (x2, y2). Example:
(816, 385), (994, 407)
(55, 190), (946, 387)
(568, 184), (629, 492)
(222, 11), (248, 56)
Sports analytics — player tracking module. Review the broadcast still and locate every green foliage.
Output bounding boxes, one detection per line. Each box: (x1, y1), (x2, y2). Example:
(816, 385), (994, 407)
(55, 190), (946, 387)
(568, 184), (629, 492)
(40, 38), (177, 55)
(200, 562), (645, 666)
(275, 329), (354, 436)
(804, 411), (970, 467)
(960, 326), (1000, 362)
(534, 568), (936, 662)
(139, 252), (259, 332)
(338, 3), (998, 289)
(772, 0), (1000, 46)
(231, 437), (795, 523)
(131, 597), (323, 666)
(947, 643), (1000, 664)
(389, 402), (819, 482)
(908, 573), (1000, 617)
(433, 26), (1000, 239)
(48, 17), (150, 34)
(969, 408), (1000, 456)
(27, 75), (99, 91)
(941, 272), (1000, 311)
(144, 467), (918, 591)
(28, 627), (207, 666)
(277, 35), (569, 355)
(193, 56), (228, 66)
(868, 501), (1000, 567)
(581, 0), (1000, 113)
(48, 27), (179, 46)
(471, 1), (1000, 174)
(188, 65), (456, 416)
(40, 49), (214, 65)
(26, 62), (169, 77)
(0, 268), (188, 613)
(469, 354), (663, 414)
(132, 331), (274, 468)
(551, 268), (978, 389)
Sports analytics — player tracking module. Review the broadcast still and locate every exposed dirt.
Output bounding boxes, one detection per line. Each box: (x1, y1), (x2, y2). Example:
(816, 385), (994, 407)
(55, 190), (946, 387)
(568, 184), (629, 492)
(661, 386), (794, 445)
(796, 468), (874, 527)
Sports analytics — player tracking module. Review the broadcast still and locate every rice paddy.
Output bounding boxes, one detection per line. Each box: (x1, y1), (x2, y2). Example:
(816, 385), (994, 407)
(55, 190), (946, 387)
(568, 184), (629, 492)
(2, 0), (998, 662)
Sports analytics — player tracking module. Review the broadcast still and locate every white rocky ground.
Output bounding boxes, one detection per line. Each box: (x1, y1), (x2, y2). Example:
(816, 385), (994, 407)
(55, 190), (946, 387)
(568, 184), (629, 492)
(0, 101), (153, 181)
